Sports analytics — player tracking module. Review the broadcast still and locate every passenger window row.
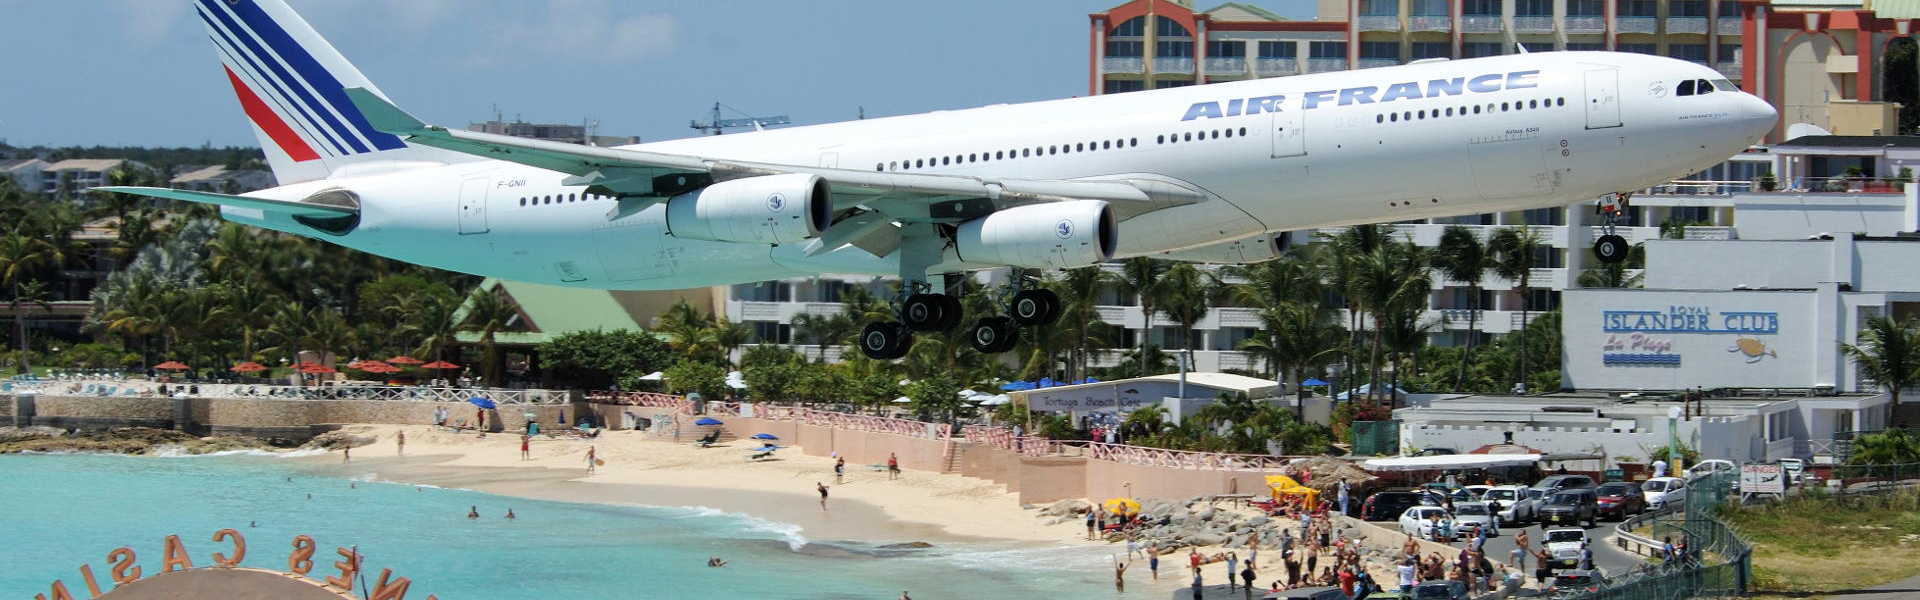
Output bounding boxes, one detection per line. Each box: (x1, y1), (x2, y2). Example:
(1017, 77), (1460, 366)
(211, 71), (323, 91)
(519, 192), (613, 207)
(1157, 127), (1249, 145)
(1376, 96), (1568, 123)
(878, 137), (1143, 172)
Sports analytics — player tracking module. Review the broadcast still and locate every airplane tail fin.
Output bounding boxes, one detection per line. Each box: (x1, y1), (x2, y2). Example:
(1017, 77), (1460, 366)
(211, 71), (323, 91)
(193, 0), (456, 184)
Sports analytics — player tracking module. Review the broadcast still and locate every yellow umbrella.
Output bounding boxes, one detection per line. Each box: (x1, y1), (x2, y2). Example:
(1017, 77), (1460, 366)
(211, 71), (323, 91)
(1102, 497), (1140, 516)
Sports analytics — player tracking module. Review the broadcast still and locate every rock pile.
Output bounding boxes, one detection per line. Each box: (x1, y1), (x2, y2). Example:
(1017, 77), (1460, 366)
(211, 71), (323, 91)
(0, 426), (276, 455)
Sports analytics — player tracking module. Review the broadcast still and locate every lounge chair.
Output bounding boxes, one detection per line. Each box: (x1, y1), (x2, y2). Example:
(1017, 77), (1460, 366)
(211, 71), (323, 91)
(695, 430), (721, 447)
(747, 450), (774, 461)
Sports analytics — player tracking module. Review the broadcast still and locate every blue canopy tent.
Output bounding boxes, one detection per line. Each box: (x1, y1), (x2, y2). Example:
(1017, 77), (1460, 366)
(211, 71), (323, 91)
(1000, 381), (1036, 391)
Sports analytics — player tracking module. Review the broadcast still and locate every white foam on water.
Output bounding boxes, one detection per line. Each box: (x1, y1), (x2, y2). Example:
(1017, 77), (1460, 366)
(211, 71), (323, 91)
(146, 445), (327, 458)
(653, 504), (810, 551)
(917, 543), (1110, 574)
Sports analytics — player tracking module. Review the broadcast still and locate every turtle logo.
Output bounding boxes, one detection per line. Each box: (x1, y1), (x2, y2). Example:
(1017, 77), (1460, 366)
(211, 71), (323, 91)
(1728, 337), (1777, 363)
(767, 193), (785, 212)
(1055, 219), (1074, 239)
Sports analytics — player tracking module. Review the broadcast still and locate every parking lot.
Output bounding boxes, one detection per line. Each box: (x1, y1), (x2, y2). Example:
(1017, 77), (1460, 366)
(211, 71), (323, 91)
(1366, 513), (1644, 580)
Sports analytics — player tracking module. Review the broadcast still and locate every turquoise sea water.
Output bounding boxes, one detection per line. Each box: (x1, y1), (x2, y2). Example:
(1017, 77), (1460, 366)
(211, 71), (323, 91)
(0, 453), (1121, 599)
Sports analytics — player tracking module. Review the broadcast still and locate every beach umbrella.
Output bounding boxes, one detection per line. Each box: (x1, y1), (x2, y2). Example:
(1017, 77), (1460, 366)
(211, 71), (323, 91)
(694, 417), (724, 426)
(1302, 377), (1331, 387)
(298, 364), (336, 374)
(152, 361), (190, 371)
(726, 379), (748, 390)
(892, 396), (912, 403)
(1103, 498), (1141, 516)
(750, 433), (779, 440)
(420, 360), (461, 370)
(386, 356), (424, 365)
(228, 362), (267, 373)
(1000, 381), (1035, 391)
(751, 444), (781, 452)
(1086, 377), (1100, 383)
(978, 394), (1012, 406)
(636, 371), (663, 381)
(467, 397), (497, 410)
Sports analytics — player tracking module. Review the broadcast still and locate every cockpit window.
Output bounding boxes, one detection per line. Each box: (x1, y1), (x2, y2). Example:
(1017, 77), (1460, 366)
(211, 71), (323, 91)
(1676, 80), (1695, 96)
(1710, 78), (1737, 91)
(1695, 79), (1715, 94)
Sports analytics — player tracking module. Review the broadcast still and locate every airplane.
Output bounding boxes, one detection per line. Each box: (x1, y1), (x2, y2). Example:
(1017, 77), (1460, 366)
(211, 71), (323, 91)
(101, 0), (1776, 360)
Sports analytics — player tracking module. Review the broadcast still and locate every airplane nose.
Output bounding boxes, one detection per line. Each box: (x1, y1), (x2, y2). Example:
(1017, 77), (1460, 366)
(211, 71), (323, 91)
(1739, 93), (1777, 140)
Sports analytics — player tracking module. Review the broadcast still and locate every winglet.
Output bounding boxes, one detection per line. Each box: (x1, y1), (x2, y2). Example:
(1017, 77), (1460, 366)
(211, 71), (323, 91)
(344, 88), (429, 135)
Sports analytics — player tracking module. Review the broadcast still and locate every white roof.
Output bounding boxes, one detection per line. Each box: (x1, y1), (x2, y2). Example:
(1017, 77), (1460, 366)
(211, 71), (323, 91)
(1010, 372), (1279, 398)
(1362, 454), (1543, 472)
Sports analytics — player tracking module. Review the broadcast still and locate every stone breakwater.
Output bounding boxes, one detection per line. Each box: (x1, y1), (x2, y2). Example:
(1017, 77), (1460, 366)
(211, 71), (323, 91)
(0, 426), (283, 455)
(5, 392), (574, 443)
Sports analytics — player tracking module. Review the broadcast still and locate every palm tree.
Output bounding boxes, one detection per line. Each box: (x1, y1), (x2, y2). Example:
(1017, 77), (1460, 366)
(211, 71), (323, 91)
(1433, 226), (1491, 391)
(1842, 316), (1920, 427)
(6, 280), (52, 372)
(404, 293), (463, 363)
(712, 317), (751, 367)
(1054, 266), (1118, 380)
(792, 312), (856, 363)
(1349, 240), (1430, 405)
(1117, 257), (1170, 376)
(1379, 304), (1438, 406)
(1846, 428), (1920, 464)
(1489, 227), (1543, 391)
(1241, 301), (1345, 419)
(0, 233), (53, 369)
(1121, 404), (1169, 440)
(1157, 263), (1219, 368)
(657, 299), (722, 362)
(458, 286), (520, 386)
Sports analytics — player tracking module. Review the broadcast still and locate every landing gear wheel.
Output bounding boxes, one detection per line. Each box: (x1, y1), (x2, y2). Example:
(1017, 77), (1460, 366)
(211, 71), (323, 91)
(935, 294), (964, 332)
(859, 322), (913, 360)
(968, 317), (1019, 354)
(1009, 289), (1060, 326)
(901, 294), (947, 332)
(1594, 234), (1629, 264)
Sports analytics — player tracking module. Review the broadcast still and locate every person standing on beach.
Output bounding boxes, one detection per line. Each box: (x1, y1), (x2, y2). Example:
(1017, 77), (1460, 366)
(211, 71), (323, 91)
(1086, 510), (1097, 540)
(396, 431), (405, 456)
(521, 434), (531, 460)
(1337, 478), (1349, 516)
(887, 453), (900, 480)
(817, 482), (830, 510)
(1188, 548), (1201, 576)
(834, 457), (845, 483)
(342, 443), (350, 463)
(1191, 572), (1203, 600)
(1240, 561), (1256, 596)
(476, 406), (486, 431)
(585, 445), (598, 473)
(1148, 545), (1159, 580)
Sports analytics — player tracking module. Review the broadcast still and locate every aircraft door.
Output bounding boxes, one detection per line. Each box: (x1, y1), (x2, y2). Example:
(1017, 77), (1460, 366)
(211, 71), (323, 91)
(1584, 68), (1623, 129)
(1271, 95), (1306, 158)
(457, 177), (490, 234)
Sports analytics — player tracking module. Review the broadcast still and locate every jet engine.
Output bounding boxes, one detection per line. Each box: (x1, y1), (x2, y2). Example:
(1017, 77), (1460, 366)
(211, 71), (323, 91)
(954, 200), (1116, 269)
(664, 173), (831, 244)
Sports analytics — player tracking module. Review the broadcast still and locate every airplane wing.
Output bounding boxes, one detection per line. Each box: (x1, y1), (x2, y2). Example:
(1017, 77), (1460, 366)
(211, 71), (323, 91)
(344, 88), (1198, 223)
(89, 186), (356, 218)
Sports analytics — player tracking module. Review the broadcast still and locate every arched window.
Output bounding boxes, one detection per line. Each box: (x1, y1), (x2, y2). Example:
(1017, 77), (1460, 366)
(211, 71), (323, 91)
(1154, 16), (1190, 37)
(1110, 16), (1146, 37)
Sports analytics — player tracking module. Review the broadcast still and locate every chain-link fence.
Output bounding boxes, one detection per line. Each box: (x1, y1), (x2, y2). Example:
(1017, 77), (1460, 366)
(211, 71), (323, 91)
(1566, 471), (1751, 600)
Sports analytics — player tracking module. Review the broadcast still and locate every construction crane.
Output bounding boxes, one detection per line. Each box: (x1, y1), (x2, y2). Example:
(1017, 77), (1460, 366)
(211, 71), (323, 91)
(689, 102), (790, 136)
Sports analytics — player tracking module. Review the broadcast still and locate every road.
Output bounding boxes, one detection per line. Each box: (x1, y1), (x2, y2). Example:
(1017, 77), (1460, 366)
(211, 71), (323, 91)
(1367, 515), (1644, 579)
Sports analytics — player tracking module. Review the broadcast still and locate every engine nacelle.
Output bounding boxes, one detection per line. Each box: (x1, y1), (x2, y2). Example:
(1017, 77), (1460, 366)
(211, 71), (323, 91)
(664, 173), (831, 244)
(1153, 231), (1295, 264)
(955, 200), (1116, 269)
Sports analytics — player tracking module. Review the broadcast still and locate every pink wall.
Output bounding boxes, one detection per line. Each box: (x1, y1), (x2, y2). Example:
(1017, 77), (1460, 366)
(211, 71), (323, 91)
(1082, 459), (1277, 502)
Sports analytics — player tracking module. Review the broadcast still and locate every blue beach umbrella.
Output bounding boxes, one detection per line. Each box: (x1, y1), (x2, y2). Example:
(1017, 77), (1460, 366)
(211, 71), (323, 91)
(694, 417), (724, 426)
(467, 397), (497, 410)
(1302, 378), (1331, 387)
(752, 444), (781, 452)
(750, 433), (779, 440)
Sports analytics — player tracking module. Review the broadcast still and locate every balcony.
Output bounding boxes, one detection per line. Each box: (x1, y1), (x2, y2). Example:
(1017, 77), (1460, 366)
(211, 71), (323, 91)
(1409, 15), (1452, 32)
(1216, 307), (1263, 328)
(1306, 58), (1349, 73)
(1512, 16), (1554, 33)
(1667, 17), (1708, 35)
(1205, 57), (1248, 77)
(1460, 15), (1504, 33)
(1254, 57), (1299, 76)
(1564, 15), (1605, 33)
(1616, 16), (1657, 34)
(1716, 60), (1742, 79)
(1153, 57), (1195, 73)
(1102, 56), (1144, 74)
(1357, 15), (1401, 32)
(1717, 16), (1743, 36)
(1357, 57), (1399, 69)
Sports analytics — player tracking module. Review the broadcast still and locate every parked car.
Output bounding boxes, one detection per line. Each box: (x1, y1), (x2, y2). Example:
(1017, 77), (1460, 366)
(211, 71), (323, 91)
(1497, 486), (1548, 524)
(1685, 459), (1738, 480)
(1451, 501), (1500, 537)
(1411, 580), (1469, 600)
(1641, 476), (1687, 511)
(1482, 484), (1524, 515)
(1362, 491), (1425, 521)
(1538, 489), (1599, 527)
(1262, 586), (1347, 600)
(1550, 569), (1606, 595)
(1399, 506), (1453, 540)
(1779, 458), (1805, 486)
(1543, 528), (1589, 569)
(1414, 447), (1458, 456)
(1461, 484), (1492, 499)
(1593, 481), (1645, 520)
(1533, 474), (1597, 491)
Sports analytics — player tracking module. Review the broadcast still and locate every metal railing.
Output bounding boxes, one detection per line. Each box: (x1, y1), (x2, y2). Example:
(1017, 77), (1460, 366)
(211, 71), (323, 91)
(1666, 17), (1709, 34)
(1565, 15), (1606, 33)
(1716, 17), (1743, 36)
(1512, 15), (1555, 32)
(1253, 57), (1298, 76)
(755, 404), (952, 439)
(1356, 15), (1401, 31)
(1584, 471), (1751, 599)
(1204, 57), (1246, 76)
(1460, 14), (1504, 32)
(1152, 57), (1195, 73)
(1102, 56), (1144, 74)
(1409, 15), (1451, 32)
(1306, 58), (1348, 73)
(38, 379), (570, 404)
(1356, 57), (1399, 69)
(1616, 16), (1658, 34)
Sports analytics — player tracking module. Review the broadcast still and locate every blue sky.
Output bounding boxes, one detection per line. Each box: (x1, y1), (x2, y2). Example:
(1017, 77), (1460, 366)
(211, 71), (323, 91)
(0, 0), (1313, 148)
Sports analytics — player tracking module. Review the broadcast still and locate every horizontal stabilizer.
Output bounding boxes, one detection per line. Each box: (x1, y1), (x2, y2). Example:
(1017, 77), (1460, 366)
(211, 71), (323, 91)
(343, 88), (429, 135)
(91, 186), (357, 217)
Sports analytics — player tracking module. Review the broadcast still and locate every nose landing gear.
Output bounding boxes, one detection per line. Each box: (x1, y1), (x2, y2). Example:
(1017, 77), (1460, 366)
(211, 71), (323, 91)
(1593, 192), (1632, 264)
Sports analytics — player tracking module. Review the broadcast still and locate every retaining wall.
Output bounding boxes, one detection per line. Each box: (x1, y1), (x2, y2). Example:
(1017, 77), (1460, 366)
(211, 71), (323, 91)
(14, 394), (575, 440)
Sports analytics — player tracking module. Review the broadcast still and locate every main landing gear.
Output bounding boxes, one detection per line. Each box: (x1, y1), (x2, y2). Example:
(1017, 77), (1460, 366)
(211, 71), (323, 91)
(1593, 192), (1632, 264)
(856, 278), (1064, 360)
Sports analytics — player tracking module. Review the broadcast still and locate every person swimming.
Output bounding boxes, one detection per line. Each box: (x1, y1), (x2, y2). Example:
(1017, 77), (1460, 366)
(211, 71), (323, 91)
(467, 506), (479, 519)
(707, 557), (727, 568)
(506, 508), (516, 519)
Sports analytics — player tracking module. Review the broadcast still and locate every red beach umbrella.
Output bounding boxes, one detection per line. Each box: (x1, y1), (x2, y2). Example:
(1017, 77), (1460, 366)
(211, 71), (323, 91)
(299, 364), (337, 374)
(229, 362), (268, 373)
(152, 361), (190, 370)
(420, 360), (461, 370)
(386, 356), (424, 365)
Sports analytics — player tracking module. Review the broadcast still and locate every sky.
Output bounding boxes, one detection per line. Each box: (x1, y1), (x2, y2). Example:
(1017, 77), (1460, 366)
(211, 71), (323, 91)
(0, 0), (1314, 149)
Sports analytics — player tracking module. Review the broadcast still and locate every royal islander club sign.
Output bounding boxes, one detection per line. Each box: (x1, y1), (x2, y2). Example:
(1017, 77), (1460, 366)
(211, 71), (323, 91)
(1564, 291), (1808, 391)
(35, 529), (438, 600)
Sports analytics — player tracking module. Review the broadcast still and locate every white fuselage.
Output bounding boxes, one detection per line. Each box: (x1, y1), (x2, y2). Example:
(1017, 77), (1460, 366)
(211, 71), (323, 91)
(228, 52), (1774, 290)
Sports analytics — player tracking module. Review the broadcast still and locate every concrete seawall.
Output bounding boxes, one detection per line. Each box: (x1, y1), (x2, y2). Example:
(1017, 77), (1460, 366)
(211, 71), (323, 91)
(7, 393), (573, 441)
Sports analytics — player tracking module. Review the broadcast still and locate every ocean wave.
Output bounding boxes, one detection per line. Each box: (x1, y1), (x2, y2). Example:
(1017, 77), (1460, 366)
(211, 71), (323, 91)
(654, 504), (810, 551)
(146, 446), (327, 458)
(915, 543), (1109, 573)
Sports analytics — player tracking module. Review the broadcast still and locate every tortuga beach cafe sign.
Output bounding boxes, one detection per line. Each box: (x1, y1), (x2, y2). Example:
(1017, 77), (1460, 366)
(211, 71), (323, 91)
(35, 529), (439, 600)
